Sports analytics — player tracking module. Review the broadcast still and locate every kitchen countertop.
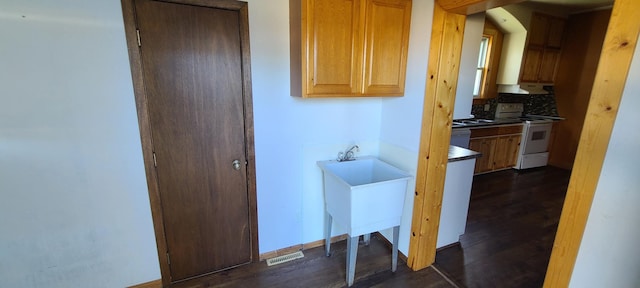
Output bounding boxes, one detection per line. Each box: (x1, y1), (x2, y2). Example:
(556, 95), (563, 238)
(452, 118), (523, 129)
(448, 145), (482, 163)
(452, 115), (564, 129)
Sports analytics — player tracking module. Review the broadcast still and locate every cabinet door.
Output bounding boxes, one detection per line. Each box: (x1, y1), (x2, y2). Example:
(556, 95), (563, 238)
(493, 135), (521, 169)
(520, 47), (543, 82)
(304, 0), (363, 96)
(470, 138), (496, 174)
(493, 136), (511, 169)
(506, 135), (521, 167)
(520, 13), (565, 84)
(539, 49), (561, 83)
(528, 13), (549, 47)
(546, 17), (565, 48)
(362, 0), (411, 95)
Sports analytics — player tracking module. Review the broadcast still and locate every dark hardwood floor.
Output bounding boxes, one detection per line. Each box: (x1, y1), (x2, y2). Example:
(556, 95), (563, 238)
(169, 166), (569, 288)
(172, 234), (455, 288)
(435, 166), (571, 288)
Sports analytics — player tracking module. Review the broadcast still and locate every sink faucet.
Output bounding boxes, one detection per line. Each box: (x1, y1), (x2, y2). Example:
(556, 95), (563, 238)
(337, 145), (359, 162)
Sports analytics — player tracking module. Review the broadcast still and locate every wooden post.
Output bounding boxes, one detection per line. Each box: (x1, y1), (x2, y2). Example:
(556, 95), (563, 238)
(407, 3), (466, 271)
(543, 0), (640, 286)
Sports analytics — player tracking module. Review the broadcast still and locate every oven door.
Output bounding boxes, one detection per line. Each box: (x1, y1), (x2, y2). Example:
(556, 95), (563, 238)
(521, 123), (552, 154)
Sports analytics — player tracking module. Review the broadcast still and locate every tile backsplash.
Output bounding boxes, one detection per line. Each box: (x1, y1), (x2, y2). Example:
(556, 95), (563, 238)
(469, 88), (559, 120)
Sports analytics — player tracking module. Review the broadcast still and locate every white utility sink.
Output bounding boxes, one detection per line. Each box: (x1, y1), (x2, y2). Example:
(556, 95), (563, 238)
(317, 156), (412, 286)
(317, 156), (411, 236)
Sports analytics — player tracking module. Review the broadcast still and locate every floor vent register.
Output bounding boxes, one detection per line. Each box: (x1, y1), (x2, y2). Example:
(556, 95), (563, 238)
(266, 251), (304, 266)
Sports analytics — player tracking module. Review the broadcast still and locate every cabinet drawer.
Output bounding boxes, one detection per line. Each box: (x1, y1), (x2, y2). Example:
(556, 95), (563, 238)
(497, 125), (523, 135)
(470, 127), (498, 138)
(470, 124), (523, 138)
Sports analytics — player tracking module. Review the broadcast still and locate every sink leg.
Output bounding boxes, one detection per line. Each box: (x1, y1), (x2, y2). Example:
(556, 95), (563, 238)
(392, 226), (399, 272)
(363, 233), (370, 246)
(325, 212), (332, 257)
(346, 235), (359, 286)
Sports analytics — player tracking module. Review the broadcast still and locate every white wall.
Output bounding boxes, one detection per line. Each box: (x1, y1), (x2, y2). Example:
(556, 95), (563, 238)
(0, 1), (159, 287)
(379, 0), (432, 254)
(486, 7), (527, 85)
(454, 12), (485, 119)
(503, 4), (534, 30)
(569, 38), (640, 288)
(249, 0), (433, 254)
(0, 0), (436, 285)
(247, 0), (384, 252)
(13, 1), (636, 286)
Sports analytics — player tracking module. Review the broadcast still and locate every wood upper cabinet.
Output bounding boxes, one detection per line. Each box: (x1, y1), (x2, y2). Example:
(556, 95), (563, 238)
(291, 0), (412, 97)
(520, 13), (566, 84)
(520, 47), (543, 83)
(301, 0), (362, 96)
(546, 17), (566, 48)
(528, 13), (549, 46)
(362, 0), (412, 95)
(538, 49), (561, 82)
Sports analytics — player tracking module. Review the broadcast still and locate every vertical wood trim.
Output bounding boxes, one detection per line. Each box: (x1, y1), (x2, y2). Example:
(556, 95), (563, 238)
(120, 0), (258, 285)
(120, 1), (172, 285)
(481, 18), (503, 99)
(407, 3), (466, 271)
(289, 0), (302, 97)
(543, 0), (640, 286)
(237, 3), (260, 264)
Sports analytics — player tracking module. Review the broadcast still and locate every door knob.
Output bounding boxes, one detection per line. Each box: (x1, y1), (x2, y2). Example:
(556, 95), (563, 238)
(232, 159), (241, 171)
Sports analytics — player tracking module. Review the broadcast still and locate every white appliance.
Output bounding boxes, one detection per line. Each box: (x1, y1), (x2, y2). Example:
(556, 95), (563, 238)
(438, 156), (476, 248)
(450, 128), (471, 148)
(442, 131), (476, 248)
(494, 103), (553, 169)
(516, 120), (553, 169)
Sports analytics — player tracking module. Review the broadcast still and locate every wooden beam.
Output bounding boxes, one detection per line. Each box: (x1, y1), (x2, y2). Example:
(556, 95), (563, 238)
(543, 0), (640, 286)
(436, 0), (525, 15)
(407, 3), (465, 271)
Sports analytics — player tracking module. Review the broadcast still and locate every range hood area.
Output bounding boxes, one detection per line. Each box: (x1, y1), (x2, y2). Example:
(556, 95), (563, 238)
(498, 83), (549, 94)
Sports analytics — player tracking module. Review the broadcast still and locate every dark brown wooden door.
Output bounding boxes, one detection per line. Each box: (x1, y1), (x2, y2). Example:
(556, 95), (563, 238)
(134, 0), (251, 281)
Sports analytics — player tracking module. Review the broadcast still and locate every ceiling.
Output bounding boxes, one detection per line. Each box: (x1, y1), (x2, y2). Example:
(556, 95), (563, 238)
(486, 0), (614, 34)
(527, 0), (614, 13)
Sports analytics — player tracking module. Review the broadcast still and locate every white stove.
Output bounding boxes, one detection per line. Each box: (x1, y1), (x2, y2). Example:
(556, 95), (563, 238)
(494, 103), (524, 119)
(495, 103), (557, 123)
(494, 103), (553, 170)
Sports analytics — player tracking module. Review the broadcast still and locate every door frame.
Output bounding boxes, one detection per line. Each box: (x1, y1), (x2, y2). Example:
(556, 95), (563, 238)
(120, 0), (258, 285)
(408, 1), (639, 288)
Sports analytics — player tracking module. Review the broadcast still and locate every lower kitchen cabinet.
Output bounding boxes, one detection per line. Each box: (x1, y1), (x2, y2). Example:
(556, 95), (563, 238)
(469, 138), (496, 173)
(469, 124), (522, 174)
(494, 135), (521, 169)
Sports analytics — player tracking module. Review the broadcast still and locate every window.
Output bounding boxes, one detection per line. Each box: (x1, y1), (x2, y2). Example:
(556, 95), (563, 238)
(473, 36), (491, 98)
